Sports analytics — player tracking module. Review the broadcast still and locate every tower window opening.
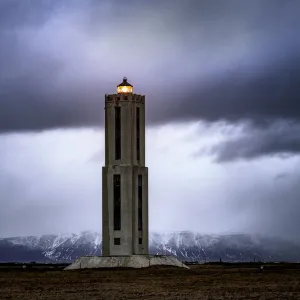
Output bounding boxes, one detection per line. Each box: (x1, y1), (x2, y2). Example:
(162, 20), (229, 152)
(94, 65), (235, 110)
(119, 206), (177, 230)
(115, 106), (121, 160)
(114, 238), (121, 245)
(136, 107), (140, 161)
(139, 238), (142, 245)
(113, 174), (121, 231)
(138, 174), (143, 231)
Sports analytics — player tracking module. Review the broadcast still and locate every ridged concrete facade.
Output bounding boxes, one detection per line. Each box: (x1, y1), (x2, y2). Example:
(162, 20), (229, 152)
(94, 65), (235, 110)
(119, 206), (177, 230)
(102, 91), (149, 256)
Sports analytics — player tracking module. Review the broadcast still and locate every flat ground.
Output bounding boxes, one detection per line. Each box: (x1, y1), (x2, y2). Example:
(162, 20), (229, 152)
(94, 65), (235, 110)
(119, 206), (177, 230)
(0, 264), (300, 299)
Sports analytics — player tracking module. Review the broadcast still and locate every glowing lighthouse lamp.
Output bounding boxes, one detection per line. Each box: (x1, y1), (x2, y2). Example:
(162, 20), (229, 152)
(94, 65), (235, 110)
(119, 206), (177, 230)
(117, 77), (133, 94)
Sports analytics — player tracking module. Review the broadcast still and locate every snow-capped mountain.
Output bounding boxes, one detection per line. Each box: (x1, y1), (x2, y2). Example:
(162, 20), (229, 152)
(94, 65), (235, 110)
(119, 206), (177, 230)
(0, 231), (299, 263)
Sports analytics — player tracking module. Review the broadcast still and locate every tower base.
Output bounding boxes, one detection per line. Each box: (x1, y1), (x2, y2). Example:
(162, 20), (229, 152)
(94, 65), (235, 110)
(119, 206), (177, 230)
(64, 255), (189, 270)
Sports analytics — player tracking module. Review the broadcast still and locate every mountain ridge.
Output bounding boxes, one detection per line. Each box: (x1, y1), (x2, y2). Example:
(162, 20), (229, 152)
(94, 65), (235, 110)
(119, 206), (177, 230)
(0, 231), (299, 263)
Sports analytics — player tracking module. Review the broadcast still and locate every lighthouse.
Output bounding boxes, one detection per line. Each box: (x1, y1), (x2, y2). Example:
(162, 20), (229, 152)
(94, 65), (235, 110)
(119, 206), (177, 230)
(65, 78), (188, 269)
(102, 77), (149, 256)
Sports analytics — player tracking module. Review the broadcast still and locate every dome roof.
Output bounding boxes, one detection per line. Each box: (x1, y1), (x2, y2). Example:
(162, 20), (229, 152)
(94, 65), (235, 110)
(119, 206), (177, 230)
(117, 77), (133, 87)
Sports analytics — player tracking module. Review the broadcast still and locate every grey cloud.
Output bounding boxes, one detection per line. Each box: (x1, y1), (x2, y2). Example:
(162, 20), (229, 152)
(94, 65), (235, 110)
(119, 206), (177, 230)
(151, 52), (300, 125)
(1, 125), (300, 241)
(2, 0), (300, 243)
(1, 0), (300, 161)
(274, 173), (290, 181)
(231, 171), (300, 241)
(0, 130), (102, 237)
(88, 149), (104, 163)
(0, 74), (104, 132)
(0, 0), (60, 29)
(210, 122), (300, 162)
(0, 0), (299, 131)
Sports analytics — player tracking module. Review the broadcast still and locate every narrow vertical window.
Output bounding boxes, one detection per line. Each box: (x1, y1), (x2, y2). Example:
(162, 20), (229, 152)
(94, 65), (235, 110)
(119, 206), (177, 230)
(136, 107), (140, 161)
(115, 107), (121, 160)
(113, 175), (121, 230)
(138, 175), (143, 231)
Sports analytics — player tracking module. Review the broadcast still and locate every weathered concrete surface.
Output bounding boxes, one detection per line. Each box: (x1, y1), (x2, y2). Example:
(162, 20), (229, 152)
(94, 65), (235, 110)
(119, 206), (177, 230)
(102, 92), (149, 256)
(64, 255), (189, 270)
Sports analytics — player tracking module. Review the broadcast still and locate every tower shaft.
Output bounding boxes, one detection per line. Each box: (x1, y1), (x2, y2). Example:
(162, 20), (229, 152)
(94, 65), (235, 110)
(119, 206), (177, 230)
(102, 92), (149, 256)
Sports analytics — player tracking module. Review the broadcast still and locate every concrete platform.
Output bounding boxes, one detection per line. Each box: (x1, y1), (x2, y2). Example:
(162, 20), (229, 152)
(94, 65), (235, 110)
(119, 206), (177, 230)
(64, 255), (189, 270)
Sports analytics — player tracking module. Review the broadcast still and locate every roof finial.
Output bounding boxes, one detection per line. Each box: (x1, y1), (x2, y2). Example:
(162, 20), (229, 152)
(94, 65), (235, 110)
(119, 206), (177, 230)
(117, 77), (133, 94)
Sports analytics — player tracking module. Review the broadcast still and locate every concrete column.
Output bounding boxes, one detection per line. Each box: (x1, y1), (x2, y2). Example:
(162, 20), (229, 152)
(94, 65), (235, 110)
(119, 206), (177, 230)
(102, 89), (148, 256)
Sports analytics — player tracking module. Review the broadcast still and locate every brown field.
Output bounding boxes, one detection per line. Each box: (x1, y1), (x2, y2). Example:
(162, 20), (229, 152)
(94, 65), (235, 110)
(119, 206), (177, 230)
(1, 264), (300, 299)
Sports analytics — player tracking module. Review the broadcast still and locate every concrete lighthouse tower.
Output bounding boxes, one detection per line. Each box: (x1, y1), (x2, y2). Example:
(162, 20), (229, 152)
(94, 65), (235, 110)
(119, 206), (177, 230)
(102, 77), (149, 256)
(65, 78), (188, 270)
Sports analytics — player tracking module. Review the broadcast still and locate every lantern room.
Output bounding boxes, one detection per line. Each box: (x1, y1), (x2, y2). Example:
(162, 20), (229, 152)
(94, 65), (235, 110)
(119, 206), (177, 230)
(117, 77), (133, 94)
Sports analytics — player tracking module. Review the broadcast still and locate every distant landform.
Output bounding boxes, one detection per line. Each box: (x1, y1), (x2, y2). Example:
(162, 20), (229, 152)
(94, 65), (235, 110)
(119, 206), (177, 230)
(0, 231), (299, 263)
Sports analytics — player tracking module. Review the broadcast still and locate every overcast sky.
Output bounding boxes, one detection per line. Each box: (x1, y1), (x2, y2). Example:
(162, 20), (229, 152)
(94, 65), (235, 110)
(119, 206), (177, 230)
(0, 0), (300, 241)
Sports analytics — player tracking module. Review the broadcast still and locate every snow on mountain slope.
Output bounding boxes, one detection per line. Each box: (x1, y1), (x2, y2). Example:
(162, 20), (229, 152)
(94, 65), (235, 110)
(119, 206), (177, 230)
(1, 231), (299, 263)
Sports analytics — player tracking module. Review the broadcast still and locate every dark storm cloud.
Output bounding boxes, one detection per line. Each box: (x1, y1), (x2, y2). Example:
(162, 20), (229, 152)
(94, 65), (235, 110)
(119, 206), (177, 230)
(0, 0), (299, 131)
(0, 67), (103, 132)
(1, 0), (300, 160)
(153, 55), (300, 125)
(210, 121), (300, 162)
